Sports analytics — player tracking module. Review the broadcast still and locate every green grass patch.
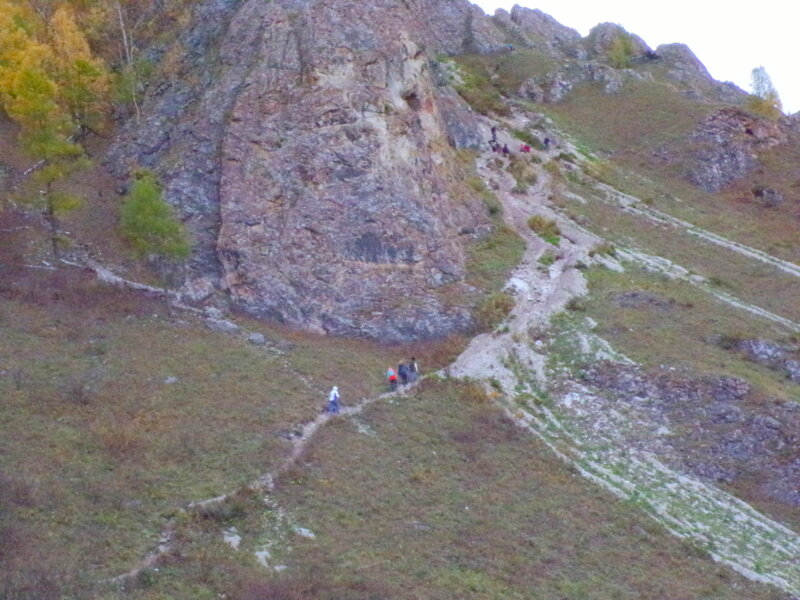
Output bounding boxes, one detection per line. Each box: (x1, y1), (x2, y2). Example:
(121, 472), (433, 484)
(466, 225), (525, 293)
(452, 55), (509, 116)
(527, 215), (561, 246)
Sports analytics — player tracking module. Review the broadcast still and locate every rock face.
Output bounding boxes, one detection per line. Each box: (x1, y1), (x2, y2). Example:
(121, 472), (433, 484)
(503, 6), (584, 59)
(683, 107), (787, 192)
(583, 22), (651, 60)
(583, 363), (800, 508)
(108, 0), (508, 340)
(216, 0), (495, 339)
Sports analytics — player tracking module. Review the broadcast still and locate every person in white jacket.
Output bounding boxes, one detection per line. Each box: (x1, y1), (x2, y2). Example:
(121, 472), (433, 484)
(327, 386), (340, 414)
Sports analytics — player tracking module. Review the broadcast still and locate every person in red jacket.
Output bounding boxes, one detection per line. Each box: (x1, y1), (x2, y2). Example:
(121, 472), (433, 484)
(386, 367), (398, 391)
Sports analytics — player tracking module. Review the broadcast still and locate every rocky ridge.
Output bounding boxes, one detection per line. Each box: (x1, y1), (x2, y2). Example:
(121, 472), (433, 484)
(105, 0), (767, 341)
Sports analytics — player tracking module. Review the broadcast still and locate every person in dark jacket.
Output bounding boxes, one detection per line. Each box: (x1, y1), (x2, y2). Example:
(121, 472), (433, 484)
(398, 362), (409, 386)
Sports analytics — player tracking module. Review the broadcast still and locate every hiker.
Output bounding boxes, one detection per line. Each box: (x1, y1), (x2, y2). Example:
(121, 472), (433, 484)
(398, 362), (409, 387)
(502, 143), (510, 156)
(386, 367), (398, 391)
(490, 125), (497, 142)
(544, 137), (550, 150)
(409, 357), (419, 382)
(327, 386), (340, 414)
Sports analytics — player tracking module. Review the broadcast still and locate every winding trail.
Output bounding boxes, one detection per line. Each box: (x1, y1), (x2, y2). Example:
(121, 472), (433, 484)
(108, 383), (418, 584)
(93, 118), (800, 595)
(448, 119), (800, 598)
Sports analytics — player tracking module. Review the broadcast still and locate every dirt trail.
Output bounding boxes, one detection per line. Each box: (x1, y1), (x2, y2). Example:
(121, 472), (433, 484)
(449, 118), (800, 598)
(109, 382), (418, 584)
(448, 133), (595, 391)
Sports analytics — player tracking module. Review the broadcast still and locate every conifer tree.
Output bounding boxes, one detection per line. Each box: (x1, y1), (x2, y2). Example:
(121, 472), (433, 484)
(120, 170), (191, 262)
(50, 5), (111, 135)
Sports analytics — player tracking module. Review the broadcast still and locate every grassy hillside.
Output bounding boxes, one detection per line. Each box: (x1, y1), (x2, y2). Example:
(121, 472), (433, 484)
(0, 245), (452, 597)
(94, 380), (785, 600)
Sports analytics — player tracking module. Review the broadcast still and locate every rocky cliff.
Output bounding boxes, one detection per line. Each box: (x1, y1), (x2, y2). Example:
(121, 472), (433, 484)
(108, 0), (517, 340)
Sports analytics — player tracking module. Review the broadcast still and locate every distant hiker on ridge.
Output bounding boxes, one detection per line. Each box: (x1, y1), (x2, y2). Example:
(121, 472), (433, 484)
(409, 357), (419, 382)
(327, 386), (340, 414)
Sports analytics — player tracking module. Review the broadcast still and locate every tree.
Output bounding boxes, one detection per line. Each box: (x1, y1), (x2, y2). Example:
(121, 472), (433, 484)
(120, 170), (190, 262)
(746, 66), (782, 120)
(49, 5), (111, 135)
(0, 0), (110, 259)
(608, 32), (635, 69)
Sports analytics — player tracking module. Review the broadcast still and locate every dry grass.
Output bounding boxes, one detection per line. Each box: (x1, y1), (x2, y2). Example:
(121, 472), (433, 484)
(0, 246), (452, 598)
(576, 264), (798, 403)
(261, 379), (783, 600)
(554, 182), (800, 324)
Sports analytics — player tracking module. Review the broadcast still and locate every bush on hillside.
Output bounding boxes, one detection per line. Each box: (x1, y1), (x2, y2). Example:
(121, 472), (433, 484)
(120, 170), (190, 260)
(527, 215), (561, 245)
(474, 292), (515, 331)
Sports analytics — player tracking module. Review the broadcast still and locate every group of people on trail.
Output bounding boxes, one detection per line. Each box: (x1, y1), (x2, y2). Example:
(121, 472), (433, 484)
(386, 357), (418, 391)
(324, 357), (420, 414)
(488, 124), (554, 156)
(489, 125), (510, 155)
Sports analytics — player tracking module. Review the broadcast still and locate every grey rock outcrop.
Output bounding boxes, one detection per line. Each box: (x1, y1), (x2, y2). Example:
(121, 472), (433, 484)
(584, 22), (651, 60)
(519, 61), (651, 103)
(503, 5), (585, 59)
(683, 107), (787, 192)
(218, 1), (494, 340)
(584, 362), (800, 508)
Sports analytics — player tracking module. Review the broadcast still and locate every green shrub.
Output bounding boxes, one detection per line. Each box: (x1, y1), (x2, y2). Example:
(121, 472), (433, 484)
(538, 253), (556, 267)
(474, 292), (516, 330)
(589, 242), (617, 257)
(527, 215), (561, 246)
(566, 297), (587, 312)
(120, 170), (190, 260)
(608, 32), (635, 69)
(744, 95), (782, 121)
